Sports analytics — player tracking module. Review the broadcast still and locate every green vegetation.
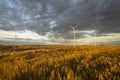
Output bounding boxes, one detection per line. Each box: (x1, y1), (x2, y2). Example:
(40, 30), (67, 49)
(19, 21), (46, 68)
(0, 45), (120, 80)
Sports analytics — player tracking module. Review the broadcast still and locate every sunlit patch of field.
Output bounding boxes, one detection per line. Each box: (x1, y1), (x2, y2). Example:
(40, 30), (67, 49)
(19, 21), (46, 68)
(0, 45), (120, 80)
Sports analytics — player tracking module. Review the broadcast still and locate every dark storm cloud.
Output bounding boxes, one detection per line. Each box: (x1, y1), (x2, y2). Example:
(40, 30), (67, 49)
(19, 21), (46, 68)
(0, 0), (120, 39)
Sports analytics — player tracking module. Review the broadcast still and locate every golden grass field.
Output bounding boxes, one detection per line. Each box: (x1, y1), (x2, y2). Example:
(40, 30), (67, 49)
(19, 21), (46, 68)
(0, 45), (120, 80)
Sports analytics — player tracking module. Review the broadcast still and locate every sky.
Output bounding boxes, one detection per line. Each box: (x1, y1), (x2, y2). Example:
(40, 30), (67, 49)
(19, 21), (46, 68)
(0, 0), (120, 45)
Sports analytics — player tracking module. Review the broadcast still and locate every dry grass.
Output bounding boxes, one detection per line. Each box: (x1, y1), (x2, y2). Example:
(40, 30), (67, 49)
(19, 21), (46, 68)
(0, 45), (120, 80)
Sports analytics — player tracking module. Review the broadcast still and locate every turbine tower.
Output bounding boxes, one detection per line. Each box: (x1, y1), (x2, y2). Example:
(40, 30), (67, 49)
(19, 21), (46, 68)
(94, 31), (96, 47)
(13, 31), (17, 52)
(15, 32), (17, 45)
(70, 24), (80, 46)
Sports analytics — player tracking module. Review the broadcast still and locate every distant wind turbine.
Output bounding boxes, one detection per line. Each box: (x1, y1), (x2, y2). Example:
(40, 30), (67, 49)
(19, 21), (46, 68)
(94, 31), (96, 47)
(13, 31), (17, 52)
(15, 32), (17, 45)
(70, 24), (80, 46)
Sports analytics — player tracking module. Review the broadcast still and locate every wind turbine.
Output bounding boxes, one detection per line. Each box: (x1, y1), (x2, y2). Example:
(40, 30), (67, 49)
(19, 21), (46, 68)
(94, 31), (96, 47)
(13, 31), (17, 52)
(70, 24), (80, 46)
(15, 32), (17, 45)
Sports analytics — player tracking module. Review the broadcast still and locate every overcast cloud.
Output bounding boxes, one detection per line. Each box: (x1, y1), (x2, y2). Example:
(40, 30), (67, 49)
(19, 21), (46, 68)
(0, 0), (120, 45)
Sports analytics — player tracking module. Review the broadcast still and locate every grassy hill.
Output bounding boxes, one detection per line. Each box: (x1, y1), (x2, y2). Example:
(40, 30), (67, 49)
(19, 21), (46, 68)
(0, 45), (120, 80)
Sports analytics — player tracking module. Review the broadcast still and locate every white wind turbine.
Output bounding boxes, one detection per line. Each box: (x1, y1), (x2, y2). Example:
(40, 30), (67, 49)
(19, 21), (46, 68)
(94, 31), (97, 47)
(13, 31), (17, 52)
(15, 32), (17, 45)
(70, 24), (80, 46)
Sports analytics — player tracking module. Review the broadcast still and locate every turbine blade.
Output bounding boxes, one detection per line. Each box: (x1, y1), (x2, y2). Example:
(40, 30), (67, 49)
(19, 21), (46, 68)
(75, 24), (80, 28)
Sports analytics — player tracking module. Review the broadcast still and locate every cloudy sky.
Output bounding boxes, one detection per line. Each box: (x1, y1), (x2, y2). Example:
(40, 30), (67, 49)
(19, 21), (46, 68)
(0, 0), (120, 45)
